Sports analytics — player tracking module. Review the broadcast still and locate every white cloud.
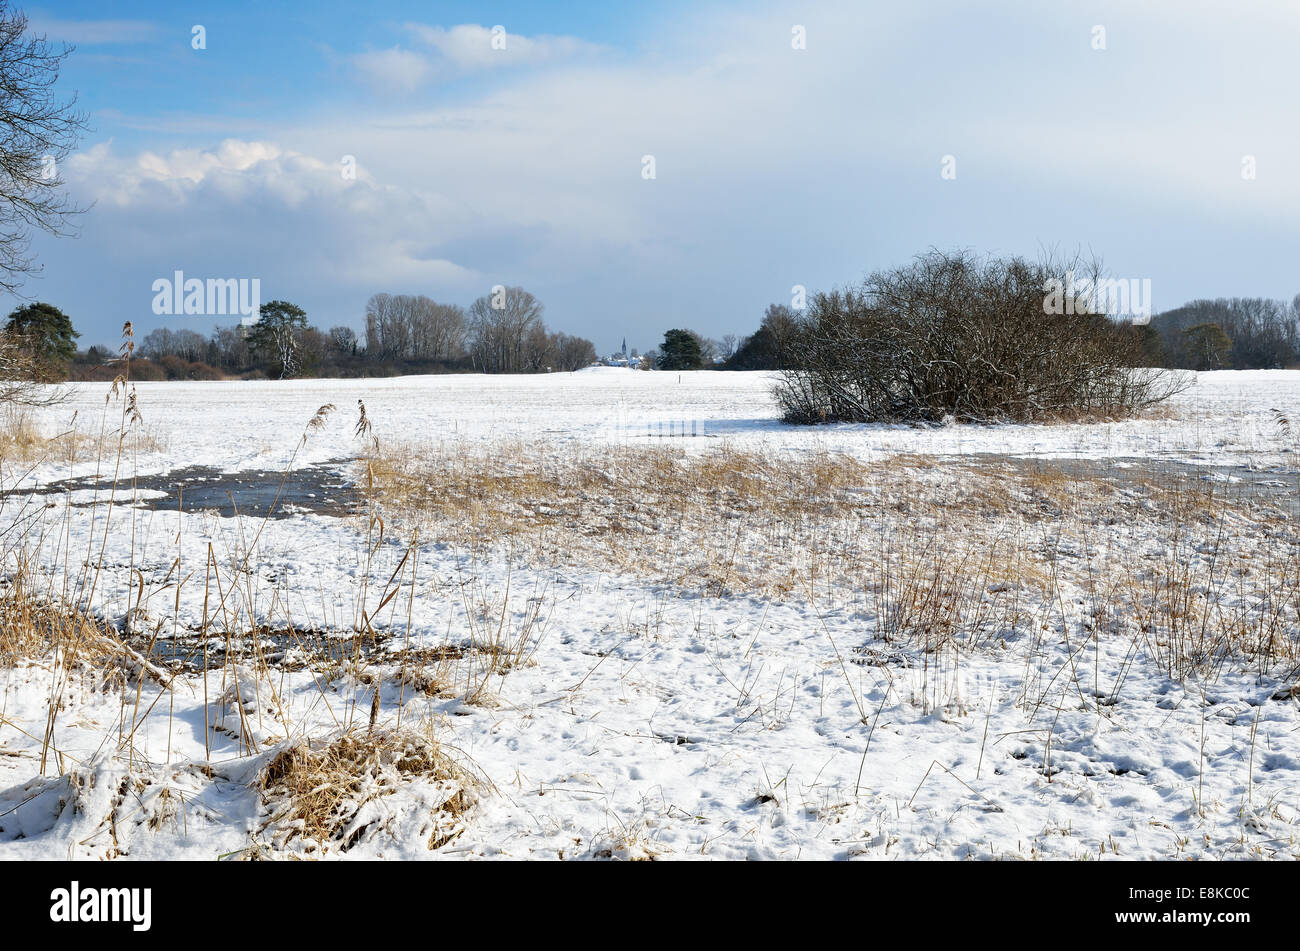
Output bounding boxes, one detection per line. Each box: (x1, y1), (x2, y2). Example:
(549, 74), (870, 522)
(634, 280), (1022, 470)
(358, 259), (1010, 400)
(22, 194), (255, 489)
(405, 23), (602, 70)
(64, 139), (477, 295)
(71, 139), (297, 204)
(351, 22), (602, 89)
(351, 47), (432, 92)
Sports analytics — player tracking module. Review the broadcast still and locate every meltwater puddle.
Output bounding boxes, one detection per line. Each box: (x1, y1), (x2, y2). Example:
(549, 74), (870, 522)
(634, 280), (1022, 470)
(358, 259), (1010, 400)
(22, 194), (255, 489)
(960, 453), (1300, 517)
(13, 459), (361, 519)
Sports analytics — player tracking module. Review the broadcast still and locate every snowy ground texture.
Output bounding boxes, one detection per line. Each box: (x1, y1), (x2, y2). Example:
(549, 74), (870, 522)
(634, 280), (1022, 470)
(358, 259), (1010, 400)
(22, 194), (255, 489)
(1, 368), (1298, 860)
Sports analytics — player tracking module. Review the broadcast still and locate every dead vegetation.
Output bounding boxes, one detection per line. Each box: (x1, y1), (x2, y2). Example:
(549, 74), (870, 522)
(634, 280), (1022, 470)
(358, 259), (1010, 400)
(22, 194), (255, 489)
(257, 726), (477, 855)
(365, 438), (1300, 683)
(0, 371), (501, 859)
(0, 562), (115, 667)
(0, 403), (166, 468)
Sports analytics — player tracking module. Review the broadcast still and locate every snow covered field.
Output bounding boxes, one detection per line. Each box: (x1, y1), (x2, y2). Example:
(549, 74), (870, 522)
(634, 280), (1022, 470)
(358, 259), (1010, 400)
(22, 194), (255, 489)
(7, 367), (1300, 481)
(1, 368), (1298, 860)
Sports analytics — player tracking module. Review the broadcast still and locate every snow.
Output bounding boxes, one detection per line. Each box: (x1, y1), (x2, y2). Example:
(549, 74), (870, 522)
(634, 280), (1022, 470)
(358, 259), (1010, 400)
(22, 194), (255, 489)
(11, 367), (1300, 483)
(0, 368), (1298, 860)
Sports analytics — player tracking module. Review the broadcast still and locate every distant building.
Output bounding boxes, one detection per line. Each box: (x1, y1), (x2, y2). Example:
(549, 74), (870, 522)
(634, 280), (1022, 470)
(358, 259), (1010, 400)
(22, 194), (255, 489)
(599, 338), (640, 367)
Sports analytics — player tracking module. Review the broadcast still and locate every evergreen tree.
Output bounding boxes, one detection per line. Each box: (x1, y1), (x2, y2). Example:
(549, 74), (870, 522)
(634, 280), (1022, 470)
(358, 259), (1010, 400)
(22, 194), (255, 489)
(725, 325), (778, 369)
(5, 301), (78, 366)
(657, 328), (703, 370)
(247, 300), (309, 378)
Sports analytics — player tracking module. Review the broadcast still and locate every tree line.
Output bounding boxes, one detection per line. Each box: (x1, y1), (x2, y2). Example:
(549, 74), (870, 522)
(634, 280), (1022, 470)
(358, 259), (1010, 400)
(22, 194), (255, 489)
(713, 288), (1300, 375)
(19, 286), (599, 382)
(1144, 297), (1300, 371)
(7, 270), (1300, 395)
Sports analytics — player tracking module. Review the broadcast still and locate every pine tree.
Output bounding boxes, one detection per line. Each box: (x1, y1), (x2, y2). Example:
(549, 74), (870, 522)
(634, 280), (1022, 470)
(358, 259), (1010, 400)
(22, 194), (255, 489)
(5, 301), (78, 367)
(247, 300), (309, 378)
(657, 329), (703, 370)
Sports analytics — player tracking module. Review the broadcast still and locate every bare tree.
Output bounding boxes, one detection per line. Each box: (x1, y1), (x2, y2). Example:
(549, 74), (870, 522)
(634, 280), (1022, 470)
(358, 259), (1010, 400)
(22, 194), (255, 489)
(467, 286), (544, 373)
(690, 332), (720, 365)
(364, 293), (407, 359)
(210, 325), (251, 371)
(553, 332), (597, 371)
(522, 323), (555, 371)
(0, 5), (87, 294)
(139, 327), (208, 362)
(412, 297), (466, 360)
(365, 293), (467, 361)
(328, 325), (357, 355)
(761, 304), (800, 368)
(1150, 297), (1298, 369)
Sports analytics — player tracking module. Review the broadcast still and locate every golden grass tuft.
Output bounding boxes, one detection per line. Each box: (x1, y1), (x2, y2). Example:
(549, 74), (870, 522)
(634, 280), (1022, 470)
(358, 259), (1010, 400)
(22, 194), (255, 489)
(258, 725), (477, 854)
(0, 559), (121, 670)
(0, 406), (86, 464)
(0, 404), (167, 467)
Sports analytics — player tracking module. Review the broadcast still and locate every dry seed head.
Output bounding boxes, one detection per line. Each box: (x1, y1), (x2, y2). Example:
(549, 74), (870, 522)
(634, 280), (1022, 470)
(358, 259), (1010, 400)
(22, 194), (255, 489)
(355, 399), (373, 439)
(307, 403), (337, 433)
(126, 386), (143, 426)
(1271, 408), (1292, 438)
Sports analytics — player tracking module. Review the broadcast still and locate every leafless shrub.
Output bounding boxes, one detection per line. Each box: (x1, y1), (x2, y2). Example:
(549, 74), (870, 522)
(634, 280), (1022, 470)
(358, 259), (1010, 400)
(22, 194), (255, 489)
(778, 249), (1187, 424)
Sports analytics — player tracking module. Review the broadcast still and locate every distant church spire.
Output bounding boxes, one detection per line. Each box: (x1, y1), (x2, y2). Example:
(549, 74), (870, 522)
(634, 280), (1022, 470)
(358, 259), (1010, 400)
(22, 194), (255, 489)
(621, 337), (627, 356)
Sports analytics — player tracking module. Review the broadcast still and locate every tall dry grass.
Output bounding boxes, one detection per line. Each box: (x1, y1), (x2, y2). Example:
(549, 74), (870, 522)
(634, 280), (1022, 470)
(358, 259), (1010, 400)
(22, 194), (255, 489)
(0, 331), (491, 856)
(363, 438), (1300, 688)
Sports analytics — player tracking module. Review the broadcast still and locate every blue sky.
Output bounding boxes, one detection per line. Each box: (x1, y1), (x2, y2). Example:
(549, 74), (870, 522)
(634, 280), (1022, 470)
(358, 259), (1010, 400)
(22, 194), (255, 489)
(15, 1), (1300, 351)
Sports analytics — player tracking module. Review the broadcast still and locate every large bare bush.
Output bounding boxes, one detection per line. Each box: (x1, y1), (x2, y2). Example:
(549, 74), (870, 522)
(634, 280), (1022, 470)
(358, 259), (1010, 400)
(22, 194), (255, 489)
(778, 250), (1185, 424)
